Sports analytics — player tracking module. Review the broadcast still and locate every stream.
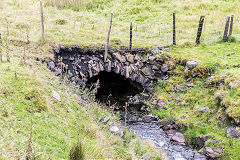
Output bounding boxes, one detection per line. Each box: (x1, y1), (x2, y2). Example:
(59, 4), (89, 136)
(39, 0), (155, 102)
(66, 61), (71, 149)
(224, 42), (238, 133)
(86, 71), (207, 160)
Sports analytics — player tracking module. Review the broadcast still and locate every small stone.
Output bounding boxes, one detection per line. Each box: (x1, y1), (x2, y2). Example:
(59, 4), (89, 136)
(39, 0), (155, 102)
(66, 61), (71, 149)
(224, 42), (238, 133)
(152, 65), (159, 70)
(205, 147), (221, 159)
(100, 116), (111, 124)
(166, 129), (177, 137)
(198, 107), (210, 114)
(52, 90), (61, 102)
(140, 105), (150, 112)
(212, 139), (222, 143)
(158, 118), (171, 128)
(171, 132), (185, 145)
(47, 61), (55, 71)
(194, 152), (207, 160)
(126, 54), (134, 63)
(134, 55), (141, 61)
(128, 116), (138, 123)
(152, 99), (158, 105)
(196, 135), (211, 144)
(186, 61), (197, 70)
(113, 52), (126, 63)
(110, 126), (124, 137)
(176, 84), (182, 90)
(155, 100), (165, 110)
(164, 48), (171, 52)
(54, 68), (61, 76)
(228, 81), (239, 88)
(151, 47), (162, 55)
(142, 115), (158, 123)
(142, 66), (154, 77)
(161, 64), (168, 73)
(227, 126), (240, 138)
(148, 56), (156, 61)
(142, 153), (151, 160)
(135, 61), (144, 68)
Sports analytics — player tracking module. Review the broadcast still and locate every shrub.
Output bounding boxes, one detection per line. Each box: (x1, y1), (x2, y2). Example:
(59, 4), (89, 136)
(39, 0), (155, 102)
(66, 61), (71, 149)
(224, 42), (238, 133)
(25, 88), (47, 113)
(55, 19), (67, 25)
(69, 140), (85, 160)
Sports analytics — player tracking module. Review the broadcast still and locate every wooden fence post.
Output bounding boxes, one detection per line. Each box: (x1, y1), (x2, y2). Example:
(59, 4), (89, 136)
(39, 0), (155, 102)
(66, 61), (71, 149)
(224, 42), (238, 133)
(104, 13), (113, 62)
(173, 13), (176, 45)
(40, 0), (45, 41)
(130, 22), (133, 53)
(0, 33), (2, 62)
(125, 102), (128, 128)
(223, 16), (230, 42)
(228, 15), (234, 42)
(23, 45), (26, 64)
(196, 16), (205, 45)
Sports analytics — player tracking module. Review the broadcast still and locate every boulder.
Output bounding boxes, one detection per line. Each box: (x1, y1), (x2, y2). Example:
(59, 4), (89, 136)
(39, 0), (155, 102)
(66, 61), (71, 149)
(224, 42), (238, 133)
(100, 116), (111, 124)
(186, 61), (197, 70)
(161, 64), (168, 73)
(171, 132), (186, 145)
(110, 126), (124, 137)
(198, 107), (210, 114)
(205, 147), (221, 159)
(134, 54), (141, 61)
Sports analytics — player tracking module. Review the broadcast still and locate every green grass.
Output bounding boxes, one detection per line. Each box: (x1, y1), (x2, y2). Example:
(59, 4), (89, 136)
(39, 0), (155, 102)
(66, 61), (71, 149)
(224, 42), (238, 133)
(1, 0), (240, 46)
(0, 42), (163, 159)
(153, 65), (240, 160)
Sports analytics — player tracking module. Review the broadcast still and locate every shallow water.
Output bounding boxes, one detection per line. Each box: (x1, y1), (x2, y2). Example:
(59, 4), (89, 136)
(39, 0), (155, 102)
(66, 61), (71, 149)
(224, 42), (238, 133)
(127, 121), (197, 160)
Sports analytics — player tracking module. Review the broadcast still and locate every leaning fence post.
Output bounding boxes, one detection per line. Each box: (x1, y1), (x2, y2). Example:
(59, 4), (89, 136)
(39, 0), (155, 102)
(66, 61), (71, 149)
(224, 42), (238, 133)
(104, 13), (113, 62)
(130, 22), (133, 53)
(228, 15), (234, 42)
(223, 16), (230, 42)
(173, 13), (176, 45)
(196, 16), (205, 45)
(40, 0), (45, 41)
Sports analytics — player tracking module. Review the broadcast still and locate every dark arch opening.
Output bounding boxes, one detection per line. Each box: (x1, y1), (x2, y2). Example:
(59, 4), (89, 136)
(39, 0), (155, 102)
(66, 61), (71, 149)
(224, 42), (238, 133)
(86, 71), (143, 107)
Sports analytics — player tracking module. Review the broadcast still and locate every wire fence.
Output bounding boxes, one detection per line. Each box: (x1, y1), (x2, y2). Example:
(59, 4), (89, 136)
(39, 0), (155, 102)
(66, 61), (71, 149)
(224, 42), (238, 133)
(1, 0), (240, 48)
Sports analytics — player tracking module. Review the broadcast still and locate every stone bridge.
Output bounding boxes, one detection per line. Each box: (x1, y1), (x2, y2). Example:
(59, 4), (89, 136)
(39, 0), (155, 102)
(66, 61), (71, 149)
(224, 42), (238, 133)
(51, 45), (172, 90)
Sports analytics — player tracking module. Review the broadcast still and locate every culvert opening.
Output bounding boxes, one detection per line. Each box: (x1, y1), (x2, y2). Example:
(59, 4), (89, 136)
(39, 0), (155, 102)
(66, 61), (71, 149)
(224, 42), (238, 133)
(86, 71), (143, 107)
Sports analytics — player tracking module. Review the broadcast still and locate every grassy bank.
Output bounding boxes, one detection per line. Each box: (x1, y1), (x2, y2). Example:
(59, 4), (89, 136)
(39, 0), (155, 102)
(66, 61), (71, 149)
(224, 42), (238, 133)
(0, 41), (163, 159)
